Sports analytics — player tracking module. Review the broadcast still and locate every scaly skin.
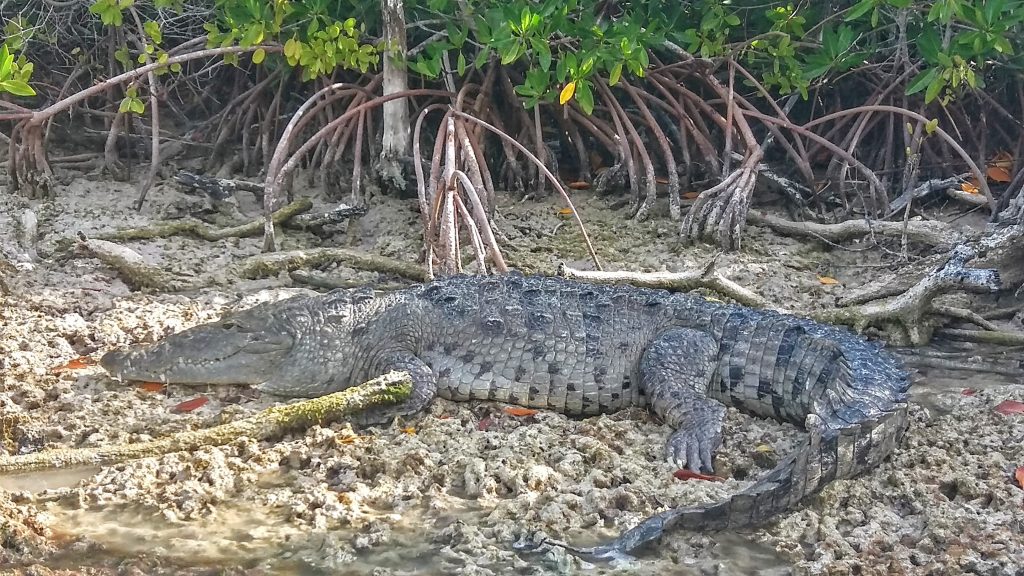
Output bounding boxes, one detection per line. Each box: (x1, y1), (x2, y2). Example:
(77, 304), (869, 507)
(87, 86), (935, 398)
(101, 273), (911, 560)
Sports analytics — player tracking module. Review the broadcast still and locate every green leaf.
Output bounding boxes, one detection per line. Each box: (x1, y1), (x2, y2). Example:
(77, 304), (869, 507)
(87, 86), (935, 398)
(0, 79), (34, 96)
(474, 48), (489, 70)
(0, 45), (12, 79)
(535, 39), (551, 72)
(905, 68), (939, 95)
(118, 97), (133, 113)
(846, 0), (875, 21)
(457, 51), (466, 76)
(925, 118), (939, 135)
(129, 98), (145, 114)
(608, 61), (623, 86)
(252, 47), (266, 64)
(924, 75), (945, 103)
(144, 20), (162, 44)
(575, 80), (594, 115)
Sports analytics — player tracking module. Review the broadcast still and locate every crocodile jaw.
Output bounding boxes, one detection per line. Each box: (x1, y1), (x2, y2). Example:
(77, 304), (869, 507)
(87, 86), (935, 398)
(100, 324), (293, 385)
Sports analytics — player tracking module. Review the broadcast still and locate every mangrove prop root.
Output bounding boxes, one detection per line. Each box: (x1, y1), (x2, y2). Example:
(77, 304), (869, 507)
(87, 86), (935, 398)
(747, 211), (964, 249)
(97, 198), (313, 242)
(557, 261), (771, 310)
(814, 245), (1001, 345)
(0, 372), (413, 474)
(239, 247), (427, 282)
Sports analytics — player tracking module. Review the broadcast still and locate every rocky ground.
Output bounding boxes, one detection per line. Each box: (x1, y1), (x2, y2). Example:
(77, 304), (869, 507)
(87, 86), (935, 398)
(1, 174), (1022, 575)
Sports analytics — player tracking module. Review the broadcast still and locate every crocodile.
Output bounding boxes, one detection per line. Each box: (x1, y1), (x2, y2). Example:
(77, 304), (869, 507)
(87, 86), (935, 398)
(100, 273), (911, 560)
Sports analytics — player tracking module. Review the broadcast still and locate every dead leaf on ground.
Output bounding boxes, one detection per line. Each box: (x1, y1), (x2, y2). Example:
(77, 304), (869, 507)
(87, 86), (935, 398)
(961, 388), (977, 396)
(556, 207), (575, 219)
(568, 181), (591, 190)
(50, 356), (96, 374)
(994, 399), (1024, 415)
(986, 165), (1012, 183)
(401, 426), (416, 435)
(673, 469), (725, 482)
(682, 191), (700, 200)
(139, 382), (166, 393)
(818, 276), (840, 285)
(961, 181), (981, 194)
(1014, 466), (1024, 489)
(172, 396), (209, 413)
(503, 406), (539, 417)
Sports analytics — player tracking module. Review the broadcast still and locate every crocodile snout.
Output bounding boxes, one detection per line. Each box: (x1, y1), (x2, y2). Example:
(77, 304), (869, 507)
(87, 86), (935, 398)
(99, 349), (134, 377)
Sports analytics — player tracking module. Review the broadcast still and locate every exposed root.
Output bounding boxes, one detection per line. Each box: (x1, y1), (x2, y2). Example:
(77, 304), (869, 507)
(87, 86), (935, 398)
(557, 260), (771, 310)
(935, 328), (1024, 346)
(96, 198), (312, 242)
(0, 372), (412, 474)
(238, 247), (427, 282)
(747, 211), (963, 249)
(814, 245), (1001, 345)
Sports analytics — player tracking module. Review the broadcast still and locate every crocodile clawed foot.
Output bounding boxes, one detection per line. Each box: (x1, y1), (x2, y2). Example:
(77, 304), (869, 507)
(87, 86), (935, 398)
(665, 427), (721, 473)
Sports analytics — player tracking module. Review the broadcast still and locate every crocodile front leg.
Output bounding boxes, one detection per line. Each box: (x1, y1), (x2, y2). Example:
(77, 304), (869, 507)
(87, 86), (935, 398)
(640, 328), (725, 473)
(353, 351), (437, 425)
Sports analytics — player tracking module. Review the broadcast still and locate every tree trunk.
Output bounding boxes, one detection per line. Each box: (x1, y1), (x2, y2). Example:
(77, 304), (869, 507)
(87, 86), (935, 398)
(379, 0), (411, 194)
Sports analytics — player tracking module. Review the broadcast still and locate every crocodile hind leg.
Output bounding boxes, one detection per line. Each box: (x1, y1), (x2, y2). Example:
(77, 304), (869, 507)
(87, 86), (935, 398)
(352, 351), (438, 425)
(641, 328), (725, 473)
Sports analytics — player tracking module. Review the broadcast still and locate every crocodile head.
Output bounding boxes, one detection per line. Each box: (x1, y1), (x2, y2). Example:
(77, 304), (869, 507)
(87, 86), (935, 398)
(100, 291), (372, 396)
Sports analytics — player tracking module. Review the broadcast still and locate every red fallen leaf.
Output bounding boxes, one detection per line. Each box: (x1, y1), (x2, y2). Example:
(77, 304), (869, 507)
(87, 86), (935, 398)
(568, 181), (591, 190)
(172, 396), (209, 413)
(1014, 466), (1024, 489)
(994, 400), (1024, 415)
(673, 469), (725, 482)
(50, 356), (96, 373)
(477, 416), (493, 431)
(139, 382), (166, 393)
(503, 406), (539, 417)
(961, 388), (977, 396)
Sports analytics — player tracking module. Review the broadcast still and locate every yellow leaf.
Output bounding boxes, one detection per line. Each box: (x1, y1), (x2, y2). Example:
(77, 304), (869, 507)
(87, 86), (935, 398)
(755, 444), (775, 453)
(559, 81), (576, 105)
(252, 48), (266, 64)
(401, 426), (416, 435)
(818, 276), (840, 285)
(961, 181), (980, 194)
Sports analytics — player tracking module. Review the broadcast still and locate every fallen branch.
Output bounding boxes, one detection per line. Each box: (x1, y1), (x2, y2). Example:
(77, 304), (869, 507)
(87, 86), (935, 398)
(239, 247), (427, 282)
(887, 174), (968, 214)
(174, 170), (266, 201)
(96, 198), (312, 242)
(557, 260), (772, 310)
(747, 211), (963, 249)
(0, 371), (412, 474)
(75, 235), (184, 291)
(935, 328), (1024, 346)
(814, 245), (1001, 345)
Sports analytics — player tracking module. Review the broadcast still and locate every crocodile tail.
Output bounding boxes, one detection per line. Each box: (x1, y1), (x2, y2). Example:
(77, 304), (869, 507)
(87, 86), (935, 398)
(570, 404), (910, 562)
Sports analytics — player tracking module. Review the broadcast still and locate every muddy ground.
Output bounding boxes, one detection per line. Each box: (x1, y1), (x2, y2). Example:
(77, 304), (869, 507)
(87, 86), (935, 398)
(1, 173), (1023, 576)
